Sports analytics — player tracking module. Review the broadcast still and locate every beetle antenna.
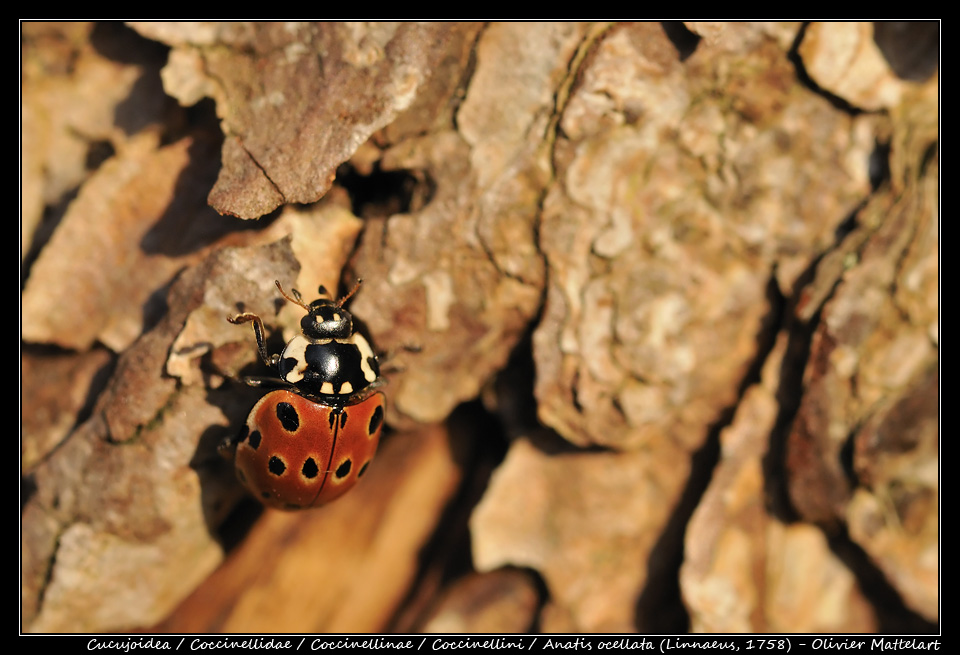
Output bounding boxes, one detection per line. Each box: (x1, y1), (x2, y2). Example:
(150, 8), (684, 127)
(275, 280), (310, 311)
(337, 279), (363, 307)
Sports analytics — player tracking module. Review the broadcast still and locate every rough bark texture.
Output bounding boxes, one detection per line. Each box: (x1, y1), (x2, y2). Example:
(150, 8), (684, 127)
(21, 21), (937, 633)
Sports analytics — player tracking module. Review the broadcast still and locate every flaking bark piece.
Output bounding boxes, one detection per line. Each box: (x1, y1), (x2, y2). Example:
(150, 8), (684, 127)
(783, 78), (938, 621)
(22, 241), (301, 632)
(681, 336), (877, 632)
(21, 134), (231, 353)
(785, 81), (938, 529)
(470, 432), (688, 632)
(133, 22), (483, 219)
(21, 22), (178, 259)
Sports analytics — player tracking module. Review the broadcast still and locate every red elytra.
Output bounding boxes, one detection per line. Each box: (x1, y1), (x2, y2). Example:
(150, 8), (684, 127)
(234, 389), (385, 510)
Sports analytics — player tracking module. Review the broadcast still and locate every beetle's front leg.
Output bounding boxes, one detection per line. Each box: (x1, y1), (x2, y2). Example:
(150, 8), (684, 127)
(227, 312), (277, 368)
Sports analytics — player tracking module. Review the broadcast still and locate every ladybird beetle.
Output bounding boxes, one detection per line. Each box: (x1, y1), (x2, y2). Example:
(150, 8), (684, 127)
(224, 280), (384, 510)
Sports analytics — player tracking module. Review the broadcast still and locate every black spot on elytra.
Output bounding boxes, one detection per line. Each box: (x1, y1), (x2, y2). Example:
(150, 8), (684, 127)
(248, 430), (262, 450)
(339, 411), (348, 428)
(237, 425), (249, 443)
(268, 456), (286, 476)
(358, 462), (369, 478)
(369, 405), (384, 435)
(276, 402), (300, 432)
(302, 458), (319, 479)
(335, 459), (352, 479)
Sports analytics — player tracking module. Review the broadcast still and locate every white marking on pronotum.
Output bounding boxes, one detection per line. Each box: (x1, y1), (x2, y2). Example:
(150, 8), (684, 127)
(353, 334), (378, 383)
(281, 335), (310, 383)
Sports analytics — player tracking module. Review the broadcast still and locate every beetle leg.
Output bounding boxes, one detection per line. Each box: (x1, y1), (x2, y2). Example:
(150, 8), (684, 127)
(227, 312), (272, 367)
(241, 375), (294, 390)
